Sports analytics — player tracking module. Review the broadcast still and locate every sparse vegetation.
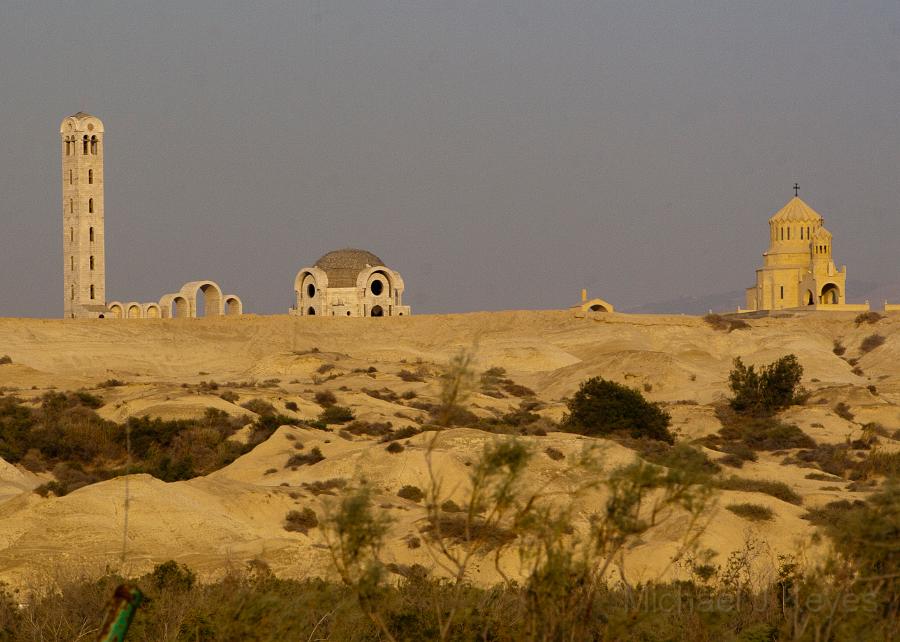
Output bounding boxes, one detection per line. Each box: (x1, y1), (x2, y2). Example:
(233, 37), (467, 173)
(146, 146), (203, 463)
(240, 398), (277, 416)
(715, 476), (802, 505)
(386, 442), (404, 454)
(703, 313), (750, 332)
(855, 311), (883, 326)
(0, 355), (12, 365)
(286, 446), (325, 467)
(319, 405), (354, 424)
(98, 378), (126, 388)
(284, 507), (319, 533)
(284, 400), (299, 412)
(562, 377), (673, 444)
(544, 446), (564, 461)
(708, 407), (815, 452)
(219, 390), (239, 403)
(397, 484), (424, 502)
(397, 368), (425, 382)
(834, 401), (855, 421)
(860, 333), (886, 354)
(314, 390), (337, 408)
(726, 502), (775, 522)
(832, 339), (847, 356)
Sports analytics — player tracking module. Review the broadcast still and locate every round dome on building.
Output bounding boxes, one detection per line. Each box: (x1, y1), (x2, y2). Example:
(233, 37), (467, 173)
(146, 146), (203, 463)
(314, 248), (385, 288)
(292, 249), (411, 317)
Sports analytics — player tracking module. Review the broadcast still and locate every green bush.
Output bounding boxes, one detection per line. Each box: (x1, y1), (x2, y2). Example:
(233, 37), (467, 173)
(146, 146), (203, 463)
(728, 355), (803, 415)
(562, 377), (673, 444)
(320, 405), (354, 424)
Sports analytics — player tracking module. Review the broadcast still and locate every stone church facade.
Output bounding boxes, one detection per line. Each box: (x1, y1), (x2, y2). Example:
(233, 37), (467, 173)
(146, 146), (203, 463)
(744, 195), (868, 313)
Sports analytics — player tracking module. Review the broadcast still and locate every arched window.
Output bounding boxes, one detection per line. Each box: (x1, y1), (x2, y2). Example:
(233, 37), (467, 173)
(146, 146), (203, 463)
(71, 285), (75, 301)
(70, 227), (74, 242)
(88, 198), (93, 213)
(89, 227), (94, 242)
(65, 139), (70, 156)
(83, 136), (89, 155)
(69, 199), (74, 214)
(780, 228), (784, 240)
(88, 169), (93, 184)
(90, 136), (98, 154)
(69, 169), (73, 185)
(89, 256), (94, 270)
(90, 284), (95, 300)
(70, 256), (74, 271)
(780, 286), (784, 300)
(787, 227), (791, 240)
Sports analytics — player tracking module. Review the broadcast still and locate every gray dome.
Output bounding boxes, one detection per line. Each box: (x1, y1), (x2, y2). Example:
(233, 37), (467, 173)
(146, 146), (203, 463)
(314, 248), (384, 287)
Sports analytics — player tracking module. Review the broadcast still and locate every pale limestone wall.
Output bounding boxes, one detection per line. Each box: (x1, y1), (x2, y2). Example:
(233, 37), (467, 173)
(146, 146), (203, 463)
(60, 113), (106, 318)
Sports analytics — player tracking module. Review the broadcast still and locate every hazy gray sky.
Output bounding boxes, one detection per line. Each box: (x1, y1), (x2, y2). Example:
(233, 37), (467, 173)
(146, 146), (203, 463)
(1, 1), (898, 316)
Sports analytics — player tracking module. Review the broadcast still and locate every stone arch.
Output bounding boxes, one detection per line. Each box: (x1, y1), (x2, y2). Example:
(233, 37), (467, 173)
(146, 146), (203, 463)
(179, 280), (224, 317)
(579, 298), (615, 316)
(144, 303), (161, 319)
(371, 305), (384, 317)
(107, 302), (124, 319)
(821, 283), (840, 305)
(365, 269), (392, 298)
(126, 303), (142, 319)
(160, 294), (190, 318)
(224, 295), (242, 316)
(293, 267), (327, 316)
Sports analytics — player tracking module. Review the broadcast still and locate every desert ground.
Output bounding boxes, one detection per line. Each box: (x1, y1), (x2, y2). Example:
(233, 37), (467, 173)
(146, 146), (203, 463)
(0, 309), (897, 592)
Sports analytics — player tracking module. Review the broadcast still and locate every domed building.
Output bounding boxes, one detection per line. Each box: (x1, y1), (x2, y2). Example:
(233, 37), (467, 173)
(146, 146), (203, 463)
(744, 193), (867, 312)
(291, 249), (411, 317)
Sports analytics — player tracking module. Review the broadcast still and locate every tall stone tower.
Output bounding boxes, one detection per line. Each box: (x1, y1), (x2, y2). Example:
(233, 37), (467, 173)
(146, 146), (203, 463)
(60, 112), (106, 318)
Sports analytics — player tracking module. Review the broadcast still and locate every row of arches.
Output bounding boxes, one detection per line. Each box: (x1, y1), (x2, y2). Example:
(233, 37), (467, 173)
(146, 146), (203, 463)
(107, 281), (242, 319)
(63, 135), (100, 156)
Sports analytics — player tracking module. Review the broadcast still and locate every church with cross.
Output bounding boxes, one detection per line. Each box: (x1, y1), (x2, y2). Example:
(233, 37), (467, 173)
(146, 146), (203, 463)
(743, 187), (869, 313)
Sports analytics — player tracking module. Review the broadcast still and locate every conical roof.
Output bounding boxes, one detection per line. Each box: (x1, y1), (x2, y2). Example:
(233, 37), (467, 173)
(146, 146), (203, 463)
(769, 197), (823, 223)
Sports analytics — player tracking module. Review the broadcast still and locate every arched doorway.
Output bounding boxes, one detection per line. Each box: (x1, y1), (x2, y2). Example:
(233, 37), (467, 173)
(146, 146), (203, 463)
(172, 296), (189, 318)
(371, 305), (384, 317)
(307, 307), (316, 316)
(806, 290), (815, 305)
(821, 284), (839, 305)
(225, 297), (242, 315)
(127, 304), (141, 319)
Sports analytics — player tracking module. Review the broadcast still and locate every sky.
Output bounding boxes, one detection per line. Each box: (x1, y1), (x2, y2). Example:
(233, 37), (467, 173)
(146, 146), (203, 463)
(1, 1), (899, 317)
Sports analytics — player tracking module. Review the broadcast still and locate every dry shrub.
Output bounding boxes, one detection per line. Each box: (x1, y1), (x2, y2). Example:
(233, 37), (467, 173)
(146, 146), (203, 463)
(302, 478), (346, 495)
(860, 334), (886, 354)
(286, 446), (325, 468)
(284, 507), (319, 533)
(397, 485), (424, 503)
(314, 390), (337, 407)
(319, 405), (354, 424)
(703, 313), (750, 332)
(715, 476), (802, 505)
(240, 398), (276, 417)
(726, 503), (775, 522)
(854, 311), (883, 326)
(545, 447), (564, 461)
(386, 442), (404, 454)
(398, 369), (426, 382)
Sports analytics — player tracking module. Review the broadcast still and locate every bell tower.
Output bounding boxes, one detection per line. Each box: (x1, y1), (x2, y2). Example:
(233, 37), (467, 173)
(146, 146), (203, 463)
(60, 112), (106, 318)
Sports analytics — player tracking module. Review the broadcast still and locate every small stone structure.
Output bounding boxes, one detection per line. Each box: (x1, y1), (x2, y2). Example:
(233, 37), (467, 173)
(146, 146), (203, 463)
(291, 249), (411, 317)
(60, 112), (244, 319)
(572, 289), (615, 318)
(742, 192), (868, 313)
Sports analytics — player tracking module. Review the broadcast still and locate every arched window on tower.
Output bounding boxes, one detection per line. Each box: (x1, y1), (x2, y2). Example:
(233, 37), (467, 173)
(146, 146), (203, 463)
(88, 198), (94, 213)
(69, 199), (74, 214)
(71, 285), (75, 301)
(89, 256), (94, 270)
(89, 227), (94, 242)
(90, 284), (95, 300)
(90, 136), (98, 155)
(69, 170), (73, 185)
(88, 169), (93, 184)
(83, 136), (89, 155)
(70, 227), (74, 242)
(70, 256), (74, 271)
(65, 139), (70, 156)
